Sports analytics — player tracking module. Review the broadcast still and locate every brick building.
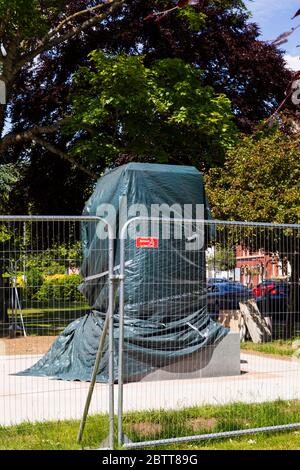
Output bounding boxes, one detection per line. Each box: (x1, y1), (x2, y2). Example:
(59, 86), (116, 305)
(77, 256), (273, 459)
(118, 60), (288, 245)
(235, 246), (289, 288)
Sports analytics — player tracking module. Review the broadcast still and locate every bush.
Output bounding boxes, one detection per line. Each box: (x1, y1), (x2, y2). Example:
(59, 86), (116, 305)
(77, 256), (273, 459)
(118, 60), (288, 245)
(24, 268), (44, 301)
(34, 274), (83, 303)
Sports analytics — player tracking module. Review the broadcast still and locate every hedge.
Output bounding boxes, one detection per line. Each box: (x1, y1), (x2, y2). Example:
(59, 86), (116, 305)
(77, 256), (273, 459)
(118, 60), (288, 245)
(34, 274), (84, 302)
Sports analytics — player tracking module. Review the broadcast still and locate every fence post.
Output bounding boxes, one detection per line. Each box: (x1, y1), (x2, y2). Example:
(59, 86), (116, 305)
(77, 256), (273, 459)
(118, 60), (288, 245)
(108, 235), (115, 449)
(117, 234), (126, 447)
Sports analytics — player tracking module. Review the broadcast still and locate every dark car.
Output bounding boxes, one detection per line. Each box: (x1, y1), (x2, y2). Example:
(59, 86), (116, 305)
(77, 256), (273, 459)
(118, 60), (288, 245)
(207, 282), (252, 317)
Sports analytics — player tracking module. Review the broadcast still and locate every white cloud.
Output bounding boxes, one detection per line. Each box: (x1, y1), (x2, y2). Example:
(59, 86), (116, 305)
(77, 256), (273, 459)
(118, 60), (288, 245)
(284, 54), (300, 71)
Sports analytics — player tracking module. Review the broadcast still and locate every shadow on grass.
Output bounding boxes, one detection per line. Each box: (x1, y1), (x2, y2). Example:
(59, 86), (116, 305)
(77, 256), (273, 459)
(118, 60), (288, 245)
(6, 302), (90, 336)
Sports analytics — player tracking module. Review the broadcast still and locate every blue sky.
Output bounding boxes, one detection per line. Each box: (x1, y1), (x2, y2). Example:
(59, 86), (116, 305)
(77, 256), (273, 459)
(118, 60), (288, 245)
(245, 0), (300, 70)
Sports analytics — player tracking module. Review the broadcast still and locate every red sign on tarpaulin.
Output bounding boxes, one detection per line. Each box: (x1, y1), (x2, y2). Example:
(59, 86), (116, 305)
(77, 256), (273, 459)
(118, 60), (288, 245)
(136, 237), (159, 249)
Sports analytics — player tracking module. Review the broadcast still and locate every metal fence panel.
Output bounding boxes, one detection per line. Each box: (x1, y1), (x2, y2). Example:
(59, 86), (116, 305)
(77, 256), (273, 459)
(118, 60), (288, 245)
(1, 215), (300, 450)
(118, 218), (300, 449)
(0, 216), (115, 449)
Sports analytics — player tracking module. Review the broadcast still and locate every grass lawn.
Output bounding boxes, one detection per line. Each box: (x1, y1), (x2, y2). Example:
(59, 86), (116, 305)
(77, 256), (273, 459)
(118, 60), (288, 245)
(241, 337), (300, 357)
(6, 302), (90, 336)
(0, 401), (300, 450)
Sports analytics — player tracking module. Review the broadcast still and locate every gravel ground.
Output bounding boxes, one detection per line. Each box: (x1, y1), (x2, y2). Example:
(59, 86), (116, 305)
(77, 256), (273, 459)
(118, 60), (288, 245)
(0, 336), (56, 356)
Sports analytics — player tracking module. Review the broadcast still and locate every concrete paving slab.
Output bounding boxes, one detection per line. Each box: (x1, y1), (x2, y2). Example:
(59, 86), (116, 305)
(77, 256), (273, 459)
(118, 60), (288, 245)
(0, 353), (300, 426)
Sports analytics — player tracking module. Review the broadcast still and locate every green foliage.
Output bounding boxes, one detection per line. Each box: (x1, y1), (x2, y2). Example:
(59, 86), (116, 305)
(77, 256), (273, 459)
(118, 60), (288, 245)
(206, 130), (300, 224)
(0, 165), (19, 242)
(177, 6), (207, 31)
(24, 268), (44, 300)
(207, 246), (236, 271)
(210, 0), (245, 8)
(67, 52), (237, 167)
(2, 0), (289, 215)
(23, 242), (81, 275)
(15, 243), (82, 301)
(0, 164), (19, 210)
(177, 0), (247, 33)
(0, 224), (12, 244)
(35, 274), (83, 302)
(0, 163), (19, 191)
(0, 0), (58, 39)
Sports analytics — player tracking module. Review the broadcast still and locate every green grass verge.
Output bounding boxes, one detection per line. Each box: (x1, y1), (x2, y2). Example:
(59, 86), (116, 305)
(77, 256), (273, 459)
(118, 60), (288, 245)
(241, 337), (300, 357)
(9, 303), (90, 316)
(1, 400), (300, 450)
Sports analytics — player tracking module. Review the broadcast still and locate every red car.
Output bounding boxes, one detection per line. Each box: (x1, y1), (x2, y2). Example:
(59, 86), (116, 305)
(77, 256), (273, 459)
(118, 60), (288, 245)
(252, 280), (286, 298)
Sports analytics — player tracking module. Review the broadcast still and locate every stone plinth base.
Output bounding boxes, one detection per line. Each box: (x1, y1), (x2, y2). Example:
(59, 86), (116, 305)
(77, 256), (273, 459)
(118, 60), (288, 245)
(134, 332), (240, 382)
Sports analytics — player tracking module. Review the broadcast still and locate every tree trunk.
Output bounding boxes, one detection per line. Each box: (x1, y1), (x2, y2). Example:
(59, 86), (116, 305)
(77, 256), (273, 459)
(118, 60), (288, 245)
(0, 99), (5, 135)
(0, 71), (8, 133)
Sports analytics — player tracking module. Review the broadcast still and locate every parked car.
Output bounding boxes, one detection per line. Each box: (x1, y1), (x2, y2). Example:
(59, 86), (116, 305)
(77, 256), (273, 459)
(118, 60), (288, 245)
(255, 283), (289, 320)
(207, 282), (252, 317)
(252, 280), (286, 298)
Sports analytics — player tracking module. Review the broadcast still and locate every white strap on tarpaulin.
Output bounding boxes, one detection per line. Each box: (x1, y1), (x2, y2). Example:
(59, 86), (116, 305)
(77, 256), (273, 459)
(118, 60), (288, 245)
(187, 321), (208, 338)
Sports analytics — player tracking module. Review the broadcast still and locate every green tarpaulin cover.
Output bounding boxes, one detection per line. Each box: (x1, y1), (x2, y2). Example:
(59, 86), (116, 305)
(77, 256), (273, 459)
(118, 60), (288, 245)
(19, 163), (228, 382)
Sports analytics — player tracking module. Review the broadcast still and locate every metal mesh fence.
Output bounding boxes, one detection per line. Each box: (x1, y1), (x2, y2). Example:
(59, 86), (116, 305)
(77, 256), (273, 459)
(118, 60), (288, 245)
(118, 218), (300, 448)
(1, 216), (300, 450)
(0, 216), (112, 449)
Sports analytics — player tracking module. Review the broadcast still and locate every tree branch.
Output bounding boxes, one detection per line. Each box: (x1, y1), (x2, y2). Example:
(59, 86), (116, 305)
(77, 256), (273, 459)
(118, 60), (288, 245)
(34, 137), (96, 178)
(47, 0), (125, 47)
(47, 1), (111, 39)
(15, 0), (125, 73)
(0, 122), (62, 153)
(0, 120), (95, 178)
